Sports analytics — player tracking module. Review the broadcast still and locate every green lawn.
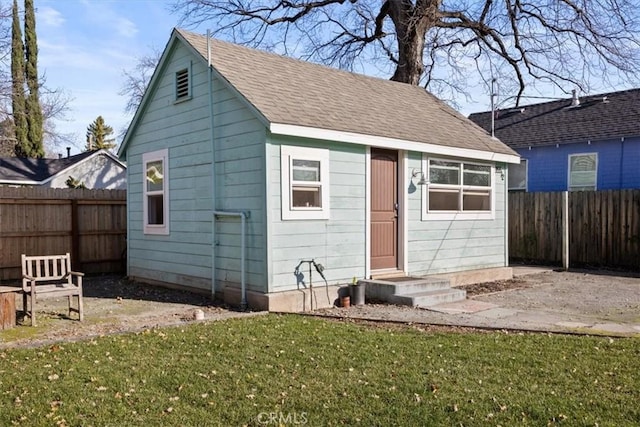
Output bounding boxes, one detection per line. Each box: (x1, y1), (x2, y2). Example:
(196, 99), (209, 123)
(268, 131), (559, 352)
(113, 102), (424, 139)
(0, 314), (638, 426)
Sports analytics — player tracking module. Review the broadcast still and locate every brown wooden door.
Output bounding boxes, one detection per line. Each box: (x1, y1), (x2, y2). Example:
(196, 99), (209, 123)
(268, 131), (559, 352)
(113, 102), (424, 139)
(370, 148), (398, 270)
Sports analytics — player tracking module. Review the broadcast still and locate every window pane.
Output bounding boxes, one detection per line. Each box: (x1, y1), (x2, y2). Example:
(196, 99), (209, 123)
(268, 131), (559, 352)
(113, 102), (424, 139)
(146, 161), (164, 192)
(428, 189), (459, 211)
(292, 186), (321, 208)
(292, 159), (320, 182)
(463, 164), (491, 186)
(148, 194), (164, 225)
(509, 160), (527, 190)
(463, 190), (490, 211)
(429, 160), (460, 185)
(569, 154), (596, 190)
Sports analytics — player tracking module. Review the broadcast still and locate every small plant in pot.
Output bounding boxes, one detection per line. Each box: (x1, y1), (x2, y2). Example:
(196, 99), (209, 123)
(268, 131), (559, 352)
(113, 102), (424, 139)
(350, 277), (366, 306)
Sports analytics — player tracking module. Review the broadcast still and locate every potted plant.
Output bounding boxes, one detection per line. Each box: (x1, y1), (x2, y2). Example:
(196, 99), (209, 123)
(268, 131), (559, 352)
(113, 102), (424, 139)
(350, 277), (366, 306)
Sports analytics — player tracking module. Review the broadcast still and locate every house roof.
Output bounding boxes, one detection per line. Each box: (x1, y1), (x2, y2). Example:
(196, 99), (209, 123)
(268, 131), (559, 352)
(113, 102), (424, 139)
(0, 149), (125, 185)
(468, 88), (640, 149)
(119, 28), (518, 162)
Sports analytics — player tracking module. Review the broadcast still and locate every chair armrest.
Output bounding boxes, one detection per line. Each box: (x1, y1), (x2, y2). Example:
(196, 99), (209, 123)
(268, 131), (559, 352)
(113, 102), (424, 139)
(22, 275), (35, 292)
(69, 271), (85, 277)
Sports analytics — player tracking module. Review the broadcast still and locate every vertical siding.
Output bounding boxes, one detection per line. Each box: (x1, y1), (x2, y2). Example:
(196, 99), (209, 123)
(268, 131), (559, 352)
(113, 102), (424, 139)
(267, 136), (366, 292)
(406, 153), (508, 275)
(126, 41), (267, 293)
(519, 137), (640, 192)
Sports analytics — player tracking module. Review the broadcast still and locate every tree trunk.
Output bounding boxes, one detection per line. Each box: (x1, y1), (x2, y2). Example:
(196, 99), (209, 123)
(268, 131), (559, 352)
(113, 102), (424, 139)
(387, 0), (439, 85)
(0, 292), (16, 330)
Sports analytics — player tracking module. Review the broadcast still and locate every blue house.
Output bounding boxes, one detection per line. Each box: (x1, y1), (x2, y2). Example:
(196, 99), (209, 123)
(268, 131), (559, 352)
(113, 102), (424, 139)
(469, 89), (640, 192)
(118, 29), (519, 311)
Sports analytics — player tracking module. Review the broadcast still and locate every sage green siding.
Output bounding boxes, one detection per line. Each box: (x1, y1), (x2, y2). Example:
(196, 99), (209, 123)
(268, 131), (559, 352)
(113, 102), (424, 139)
(126, 41), (267, 293)
(406, 153), (508, 274)
(266, 135), (367, 292)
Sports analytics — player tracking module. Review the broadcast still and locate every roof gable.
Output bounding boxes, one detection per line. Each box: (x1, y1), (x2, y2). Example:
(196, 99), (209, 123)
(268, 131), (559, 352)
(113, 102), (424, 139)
(120, 28), (518, 161)
(468, 88), (640, 148)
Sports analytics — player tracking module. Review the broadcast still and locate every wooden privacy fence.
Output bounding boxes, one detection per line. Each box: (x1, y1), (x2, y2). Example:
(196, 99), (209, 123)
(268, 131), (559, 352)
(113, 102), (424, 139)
(509, 190), (640, 270)
(0, 187), (126, 281)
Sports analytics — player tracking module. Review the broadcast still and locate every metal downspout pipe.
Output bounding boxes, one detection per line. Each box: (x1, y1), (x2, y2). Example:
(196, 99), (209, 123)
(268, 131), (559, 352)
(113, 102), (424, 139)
(207, 31), (217, 301)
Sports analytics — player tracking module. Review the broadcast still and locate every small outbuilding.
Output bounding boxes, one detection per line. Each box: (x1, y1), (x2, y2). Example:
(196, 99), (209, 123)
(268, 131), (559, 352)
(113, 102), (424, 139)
(118, 28), (520, 311)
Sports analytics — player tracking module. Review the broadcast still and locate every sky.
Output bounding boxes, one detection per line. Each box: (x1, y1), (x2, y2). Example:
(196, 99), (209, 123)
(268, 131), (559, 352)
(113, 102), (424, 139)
(33, 0), (633, 157)
(37, 0), (188, 155)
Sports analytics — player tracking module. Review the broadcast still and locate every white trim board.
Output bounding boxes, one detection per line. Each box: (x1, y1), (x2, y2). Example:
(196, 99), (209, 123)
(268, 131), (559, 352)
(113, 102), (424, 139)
(270, 123), (520, 164)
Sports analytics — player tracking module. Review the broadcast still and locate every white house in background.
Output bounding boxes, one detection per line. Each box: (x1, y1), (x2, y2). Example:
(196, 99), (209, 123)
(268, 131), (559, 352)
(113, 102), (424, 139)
(118, 28), (520, 312)
(0, 149), (126, 189)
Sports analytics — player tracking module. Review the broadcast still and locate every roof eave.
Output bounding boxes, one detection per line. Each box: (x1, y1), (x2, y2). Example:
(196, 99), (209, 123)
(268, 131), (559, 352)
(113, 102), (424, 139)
(270, 123), (520, 164)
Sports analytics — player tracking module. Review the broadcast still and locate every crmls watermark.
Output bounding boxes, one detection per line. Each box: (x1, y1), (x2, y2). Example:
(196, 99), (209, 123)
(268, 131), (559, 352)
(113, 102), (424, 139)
(256, 411), (308, 425)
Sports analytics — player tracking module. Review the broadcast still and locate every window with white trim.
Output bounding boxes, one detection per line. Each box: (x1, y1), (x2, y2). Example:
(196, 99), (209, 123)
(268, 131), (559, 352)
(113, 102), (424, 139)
(143, 149), (169, 234)
(508, 159), (527, 191)
(174, 62), (192, 102)
(281, 145), (330, 220)
(423, 157), (494, 220)
(568, 153), (597, 191)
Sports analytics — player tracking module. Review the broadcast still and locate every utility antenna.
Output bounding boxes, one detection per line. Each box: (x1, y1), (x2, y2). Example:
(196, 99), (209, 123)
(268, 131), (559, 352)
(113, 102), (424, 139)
(490, 78), (497, 138)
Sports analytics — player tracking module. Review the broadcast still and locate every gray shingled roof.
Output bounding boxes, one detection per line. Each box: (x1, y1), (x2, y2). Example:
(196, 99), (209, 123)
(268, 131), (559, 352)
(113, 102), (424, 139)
(0, 151), (95, 183)
(468, 88), (640, 149)
(176, 29), (517, 158)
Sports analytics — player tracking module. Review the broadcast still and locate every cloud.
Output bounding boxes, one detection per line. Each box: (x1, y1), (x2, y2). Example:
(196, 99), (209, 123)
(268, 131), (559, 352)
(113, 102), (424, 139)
(38, 6), (65, 27)
(114, 17), (138, 38)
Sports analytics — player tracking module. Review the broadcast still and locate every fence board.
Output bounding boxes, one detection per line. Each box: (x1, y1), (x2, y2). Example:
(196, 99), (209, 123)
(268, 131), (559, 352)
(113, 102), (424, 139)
(509, 190), (640, 270)
(0, 187), (126, 280)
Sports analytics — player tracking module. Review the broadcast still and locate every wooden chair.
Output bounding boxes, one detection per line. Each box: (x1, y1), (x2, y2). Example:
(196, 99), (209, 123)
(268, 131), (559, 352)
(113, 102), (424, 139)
(21, 253), (84, 326)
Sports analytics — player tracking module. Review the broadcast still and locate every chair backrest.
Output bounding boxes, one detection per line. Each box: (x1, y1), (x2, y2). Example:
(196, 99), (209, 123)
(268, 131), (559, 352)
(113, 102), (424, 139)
(21, 253), (71, 281)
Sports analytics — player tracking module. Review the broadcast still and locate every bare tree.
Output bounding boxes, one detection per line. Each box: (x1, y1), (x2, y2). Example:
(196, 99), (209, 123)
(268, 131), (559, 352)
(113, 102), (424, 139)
(119, 48), (162, 115)
(169, 0), (640, 106)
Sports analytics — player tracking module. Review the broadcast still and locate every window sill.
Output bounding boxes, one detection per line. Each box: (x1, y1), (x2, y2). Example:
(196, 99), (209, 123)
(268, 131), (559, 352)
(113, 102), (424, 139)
(281, 210), (330, 221)
(422, 212), (495, 221)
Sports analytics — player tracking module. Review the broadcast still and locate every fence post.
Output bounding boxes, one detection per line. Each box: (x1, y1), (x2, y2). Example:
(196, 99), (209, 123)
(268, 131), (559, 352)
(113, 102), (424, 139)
(71, 199), (80, 271)
(562, 191), (569, 270)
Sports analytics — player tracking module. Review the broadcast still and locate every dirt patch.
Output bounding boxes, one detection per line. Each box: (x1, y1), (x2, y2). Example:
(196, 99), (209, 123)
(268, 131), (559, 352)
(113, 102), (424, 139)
(0, 275), (260, 349)
(458, 277), (534, 297)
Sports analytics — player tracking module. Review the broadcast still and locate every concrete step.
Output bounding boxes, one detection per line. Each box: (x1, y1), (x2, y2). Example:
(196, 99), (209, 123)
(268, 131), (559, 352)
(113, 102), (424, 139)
(388, 288), (467, 308)
(364, 278), (451, 301)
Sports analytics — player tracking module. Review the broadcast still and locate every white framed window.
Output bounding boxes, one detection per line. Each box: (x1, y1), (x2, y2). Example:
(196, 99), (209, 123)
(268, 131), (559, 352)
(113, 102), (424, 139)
(174, 62), (192, 102)
(280, 145), (330, 220)
(568, 153), (597, 191)
(143, 149), (169, 235)
(422, 157), (494, 220)
(508, 159), (527, 191)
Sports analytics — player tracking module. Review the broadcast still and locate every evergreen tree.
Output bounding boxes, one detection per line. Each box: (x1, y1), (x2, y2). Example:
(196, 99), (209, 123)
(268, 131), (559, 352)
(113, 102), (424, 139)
(85, 116), (116, 151)
(11, 0), (28, 157)
(24, 0), (44, 157)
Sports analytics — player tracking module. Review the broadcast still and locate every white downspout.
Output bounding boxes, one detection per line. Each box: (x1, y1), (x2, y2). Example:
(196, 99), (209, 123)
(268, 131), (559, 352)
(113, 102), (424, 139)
(207, 31), (217, 300)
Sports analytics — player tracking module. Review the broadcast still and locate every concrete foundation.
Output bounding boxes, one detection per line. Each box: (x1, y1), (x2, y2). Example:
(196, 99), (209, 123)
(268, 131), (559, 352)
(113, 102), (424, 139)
(223, 284), (345, 313)
(131, 266), (514, 313)
(428, 267), (513, 287)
